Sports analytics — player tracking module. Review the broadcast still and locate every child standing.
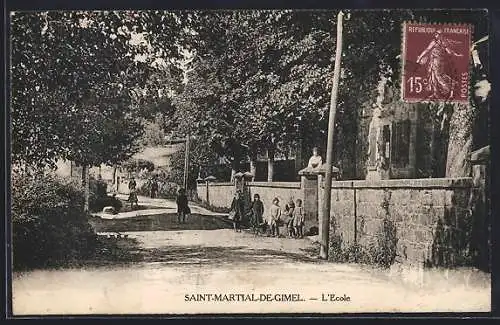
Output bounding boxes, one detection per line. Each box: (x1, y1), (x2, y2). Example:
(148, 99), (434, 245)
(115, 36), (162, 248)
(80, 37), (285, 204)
(293, 199), (305, 238)
(250, 194), (264, 234)
(285, 200), (296, 238)
(128, 177), (139, 209)
(230, 190), (245, 232)
(268, 197), (282, 237)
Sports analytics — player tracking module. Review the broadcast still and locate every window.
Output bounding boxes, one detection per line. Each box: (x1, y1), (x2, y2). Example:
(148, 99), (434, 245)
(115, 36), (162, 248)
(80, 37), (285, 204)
(391, 119), (411, 167)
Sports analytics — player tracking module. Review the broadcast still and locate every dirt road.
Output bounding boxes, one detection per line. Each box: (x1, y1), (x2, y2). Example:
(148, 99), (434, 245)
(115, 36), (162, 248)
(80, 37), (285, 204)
(12, 196), (491, 315)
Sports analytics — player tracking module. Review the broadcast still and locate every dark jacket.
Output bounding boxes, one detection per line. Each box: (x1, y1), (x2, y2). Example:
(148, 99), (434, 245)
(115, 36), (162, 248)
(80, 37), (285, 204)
(231, 197), (245, 221)
(176, 194), (190, 213)
(250, 200), (264, 224)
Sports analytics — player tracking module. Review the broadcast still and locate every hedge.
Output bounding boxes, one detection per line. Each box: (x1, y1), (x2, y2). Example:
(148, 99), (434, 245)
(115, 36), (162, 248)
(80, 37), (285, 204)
(12, 173), (97, 269)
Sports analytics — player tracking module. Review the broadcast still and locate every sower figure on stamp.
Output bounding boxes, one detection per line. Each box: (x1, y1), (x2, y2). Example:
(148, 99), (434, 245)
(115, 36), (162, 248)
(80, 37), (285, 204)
(416, 29), (464, 100)
(176, 188), (191, 224)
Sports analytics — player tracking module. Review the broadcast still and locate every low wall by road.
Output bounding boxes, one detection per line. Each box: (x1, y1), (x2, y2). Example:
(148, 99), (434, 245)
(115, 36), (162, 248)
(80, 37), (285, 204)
(196, 181), (302, 220)
(320, 178), (478, 268)
(197, 176), (485, 270)
(197, 182), (235, 209)
(246, 182), (302, 218)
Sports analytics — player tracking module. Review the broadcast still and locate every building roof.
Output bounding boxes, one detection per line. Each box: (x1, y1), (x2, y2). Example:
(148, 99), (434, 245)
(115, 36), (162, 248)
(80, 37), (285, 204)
(132, 145), (183, 167)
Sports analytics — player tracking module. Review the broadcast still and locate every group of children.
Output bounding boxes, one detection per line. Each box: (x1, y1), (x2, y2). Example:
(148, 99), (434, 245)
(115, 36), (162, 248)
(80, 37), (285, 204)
(247, 194), (305, 238)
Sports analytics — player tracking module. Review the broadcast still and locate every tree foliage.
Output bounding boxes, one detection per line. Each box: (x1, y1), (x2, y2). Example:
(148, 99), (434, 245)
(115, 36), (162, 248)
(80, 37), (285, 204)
(11, 11), (185, 169)
(11, 9), (489, 180)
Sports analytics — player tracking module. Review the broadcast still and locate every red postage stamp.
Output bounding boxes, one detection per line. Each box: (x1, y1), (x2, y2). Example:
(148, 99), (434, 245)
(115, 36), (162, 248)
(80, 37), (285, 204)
(402, 22), (472, 103)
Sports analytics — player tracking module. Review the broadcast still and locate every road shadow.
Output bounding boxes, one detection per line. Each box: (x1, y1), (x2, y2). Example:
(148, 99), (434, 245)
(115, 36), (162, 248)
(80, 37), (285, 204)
(134, 245), (322, 265)
(84, 235), (322, 268)
(88, 213), (233, 233)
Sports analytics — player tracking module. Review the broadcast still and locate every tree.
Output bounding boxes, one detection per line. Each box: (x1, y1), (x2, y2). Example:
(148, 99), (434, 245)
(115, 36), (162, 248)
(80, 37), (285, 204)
(164, 11), (339, 180)
(10, 11), (187, 209)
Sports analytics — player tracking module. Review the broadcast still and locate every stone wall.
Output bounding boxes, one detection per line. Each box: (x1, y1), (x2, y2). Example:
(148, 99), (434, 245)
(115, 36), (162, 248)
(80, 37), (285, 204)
(321, 178), (475, 268)
(197, 181), (302, 218)
(246, 182), (302, 219)
(197, 176), (483, 269)
(197, 182), (235, 208)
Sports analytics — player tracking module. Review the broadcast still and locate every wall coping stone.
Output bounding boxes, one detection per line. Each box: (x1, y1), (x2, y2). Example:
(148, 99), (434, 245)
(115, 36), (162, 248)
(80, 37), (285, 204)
(328, 177), (473, 189)
(199, 182), (233, 187)
(200, 178), (473, 189)
(249, 182), (301, 189)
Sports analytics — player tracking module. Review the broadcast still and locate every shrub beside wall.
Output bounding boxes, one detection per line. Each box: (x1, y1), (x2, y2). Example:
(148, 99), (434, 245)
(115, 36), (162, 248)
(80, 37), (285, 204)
(12, 173), (97, 270)
(136, 180), (181, 200)
(89, 177), (122, 213)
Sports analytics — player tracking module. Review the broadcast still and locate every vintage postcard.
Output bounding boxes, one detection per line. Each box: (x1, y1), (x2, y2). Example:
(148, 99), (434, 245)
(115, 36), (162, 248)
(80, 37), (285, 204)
(8, 8), (491, 316)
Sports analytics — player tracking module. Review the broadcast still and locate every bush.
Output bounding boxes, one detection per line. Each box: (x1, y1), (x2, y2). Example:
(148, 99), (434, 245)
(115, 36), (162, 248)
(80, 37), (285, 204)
(89, 177), (122, 213)
(137, 180), (179, 200)
(12, 173), (97, 270)
(328, 218), (398, 268)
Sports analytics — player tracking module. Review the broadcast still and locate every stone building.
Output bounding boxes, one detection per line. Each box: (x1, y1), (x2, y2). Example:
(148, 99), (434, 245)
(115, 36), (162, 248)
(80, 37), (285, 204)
(363, 82), (446, 181)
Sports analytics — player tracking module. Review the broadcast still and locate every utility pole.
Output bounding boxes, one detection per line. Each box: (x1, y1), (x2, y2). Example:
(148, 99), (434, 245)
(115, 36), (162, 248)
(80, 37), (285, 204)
(320, 11), (344, 260)
(183, 135), (190, 190)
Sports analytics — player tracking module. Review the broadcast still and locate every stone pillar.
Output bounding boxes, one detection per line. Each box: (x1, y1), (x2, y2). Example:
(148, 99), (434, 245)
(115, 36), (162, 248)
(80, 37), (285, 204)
(299, 169), (320, 235)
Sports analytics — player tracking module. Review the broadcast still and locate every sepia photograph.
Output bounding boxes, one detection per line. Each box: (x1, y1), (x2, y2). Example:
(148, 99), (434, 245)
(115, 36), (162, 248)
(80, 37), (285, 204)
(8, 8), (491, 315)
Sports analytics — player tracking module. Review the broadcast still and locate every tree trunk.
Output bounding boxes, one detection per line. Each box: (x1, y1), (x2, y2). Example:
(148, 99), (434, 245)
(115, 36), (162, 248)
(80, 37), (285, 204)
(230, 158), (239, 183)
(82, 165), (90, 213)
(112, 164), (117, 185)
(294, 139), (303, 178)
(267, 149), (274, 182)
(250, 159), (256, 181)
(446, 103), (474, 177)
(230, 168), (236, 183)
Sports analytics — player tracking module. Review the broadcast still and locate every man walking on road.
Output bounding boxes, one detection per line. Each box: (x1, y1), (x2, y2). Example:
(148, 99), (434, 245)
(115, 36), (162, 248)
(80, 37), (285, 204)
(176, 188), (190, 223)
(150, 178), (159, 198)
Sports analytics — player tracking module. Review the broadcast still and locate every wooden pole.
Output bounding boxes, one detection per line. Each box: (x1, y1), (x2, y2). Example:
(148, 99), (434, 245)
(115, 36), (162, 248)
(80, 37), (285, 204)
(82, 164), (90, 214)
(183, 135), (190, 190)
(267, 149), (274, 182)
(320, 11), (344, 260)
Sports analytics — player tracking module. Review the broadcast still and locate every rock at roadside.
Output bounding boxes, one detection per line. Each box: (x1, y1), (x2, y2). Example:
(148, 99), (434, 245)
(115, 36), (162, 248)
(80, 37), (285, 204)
(103, 206), (117, 215)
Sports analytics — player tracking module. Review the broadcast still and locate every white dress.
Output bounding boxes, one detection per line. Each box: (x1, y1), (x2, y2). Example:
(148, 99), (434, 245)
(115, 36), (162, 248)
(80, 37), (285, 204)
(308, 155), (323, 168)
